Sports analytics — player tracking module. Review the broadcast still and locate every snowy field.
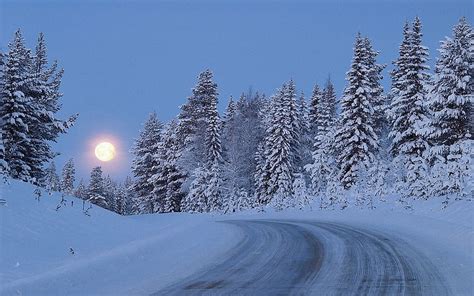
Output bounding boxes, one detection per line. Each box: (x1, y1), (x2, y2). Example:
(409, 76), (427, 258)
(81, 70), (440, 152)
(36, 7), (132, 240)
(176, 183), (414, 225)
(1, 180), (473, 295)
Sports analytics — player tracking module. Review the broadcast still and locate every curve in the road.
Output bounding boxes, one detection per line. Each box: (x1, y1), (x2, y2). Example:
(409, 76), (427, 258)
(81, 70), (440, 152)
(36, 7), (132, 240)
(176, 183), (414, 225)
(155, 220), (450, 296)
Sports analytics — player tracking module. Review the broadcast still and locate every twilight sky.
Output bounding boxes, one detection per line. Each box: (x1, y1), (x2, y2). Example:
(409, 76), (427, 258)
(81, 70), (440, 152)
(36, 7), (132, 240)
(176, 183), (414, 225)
(0, 0), (471, 181)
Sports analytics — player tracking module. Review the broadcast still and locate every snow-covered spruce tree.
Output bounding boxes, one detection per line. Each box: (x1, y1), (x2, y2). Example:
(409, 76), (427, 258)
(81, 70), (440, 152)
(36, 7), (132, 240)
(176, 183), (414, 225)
(60, 158), (75, 195)
(87, 166), (107, 208)
(305, 79), (336, 202)
(426, 17), (473, 201)
(222, 92), (265, 207)
(182, 80), (224, 213)
(205, 161), (223, 212)
(27, 32), (75, 182)
(221, 96), (239, 211)
(388, 18), (431, 200)
(297, 92), (313, 177)
(114, 182), (131, 215)
(43, 161), (60, 192)
(258, 81), (300, 207)
(181, 167), (209, 213)
(0, 30), (76, 184)
(176, 69), (219, 191)
(149, 120), (186, 213)
(103, 175), (117, 212)
(74, 179), (87, 200)
(363, 37), (387, 141)
(334, 33), (379, 190)
(293, 173), (310, 209)
(123, 176), (138, 215)
(323, 77), (337, 121)
(0, 30), (35, 182)
(205, 85), (223, 166)
(131, 112), (163, 213)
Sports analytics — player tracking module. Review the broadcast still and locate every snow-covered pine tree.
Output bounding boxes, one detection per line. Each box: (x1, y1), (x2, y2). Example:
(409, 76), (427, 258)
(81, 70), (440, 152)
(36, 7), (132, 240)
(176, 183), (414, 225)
(176, 69), (219, 191)
(221, 96), (240, 210)
(362, 37), (387, 141)
(43, 161), (60, 192)
(426, 17), (473, 200)
(74, 179), (87, 200)
(334, 33), (379, 190)
(0, 30), (76, 185)
(60, 158), (75, 195)
(87, 166), (107, 208)
(258, 81), (300, 207)
(28, 32), (76, 182)
(103, 175), (117, 212)
(205, 84), (223, 166)
(0, 30), (35, 182)
(149, 120), (186, 213)
(114, 182), (130, 215)
(323, 77), (337, 122)
(293, 173), (311, 209)
(222, 92), (265, 200)
(123, 176), (137, 215)
(181, 166), (209, 213)
(131, 112), (163, 213)
(388, 18), (431, 199)
(305, 78), (336, 199)
(206, 161), (223, 212)
(297, 92), (313, 176)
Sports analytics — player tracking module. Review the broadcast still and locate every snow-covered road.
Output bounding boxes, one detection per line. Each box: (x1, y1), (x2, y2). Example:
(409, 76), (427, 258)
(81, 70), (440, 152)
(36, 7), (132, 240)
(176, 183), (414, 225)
(158, 220), (450, 295)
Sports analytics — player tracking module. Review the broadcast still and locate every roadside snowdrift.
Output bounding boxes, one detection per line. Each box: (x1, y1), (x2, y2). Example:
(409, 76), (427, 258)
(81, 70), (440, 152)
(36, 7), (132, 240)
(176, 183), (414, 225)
(0, 180), (240, 295)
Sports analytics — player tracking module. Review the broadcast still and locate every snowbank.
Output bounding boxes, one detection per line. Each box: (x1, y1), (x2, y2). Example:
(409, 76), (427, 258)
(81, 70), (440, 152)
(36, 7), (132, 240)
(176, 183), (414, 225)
(0, 180), (241, 295)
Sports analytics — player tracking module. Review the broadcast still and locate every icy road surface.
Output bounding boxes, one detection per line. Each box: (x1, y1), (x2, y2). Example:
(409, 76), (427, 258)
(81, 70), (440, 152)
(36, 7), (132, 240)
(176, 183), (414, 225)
(157, 220), (450, 296)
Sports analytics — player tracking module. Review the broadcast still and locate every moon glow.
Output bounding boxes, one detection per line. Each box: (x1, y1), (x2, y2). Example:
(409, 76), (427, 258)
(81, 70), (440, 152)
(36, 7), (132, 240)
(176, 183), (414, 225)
(95, 142), (116, 162)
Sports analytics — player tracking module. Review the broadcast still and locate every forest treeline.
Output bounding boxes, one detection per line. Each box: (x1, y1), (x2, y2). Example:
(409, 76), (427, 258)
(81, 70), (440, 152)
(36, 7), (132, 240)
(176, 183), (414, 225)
(1, 17), (472, 215)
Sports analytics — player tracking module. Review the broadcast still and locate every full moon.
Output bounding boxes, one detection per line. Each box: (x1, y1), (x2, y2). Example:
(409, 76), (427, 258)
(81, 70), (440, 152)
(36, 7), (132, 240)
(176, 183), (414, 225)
(95, 142), (116, 162)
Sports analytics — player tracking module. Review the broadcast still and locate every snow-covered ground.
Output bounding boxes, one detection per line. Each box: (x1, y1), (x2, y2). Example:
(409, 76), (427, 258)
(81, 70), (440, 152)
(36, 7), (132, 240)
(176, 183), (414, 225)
(1, 180), (473, 295)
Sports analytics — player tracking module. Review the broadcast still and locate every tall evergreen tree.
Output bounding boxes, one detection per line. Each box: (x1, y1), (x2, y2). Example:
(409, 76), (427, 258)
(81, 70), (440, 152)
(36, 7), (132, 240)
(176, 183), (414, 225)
(123, 176), (137, 215)
(87, 166), (107, 208)
(181, 167), (208, 212)
(131, 112), (163, 213)
(0, 30), (35, 182)
(323, 77), (337, 122)
(257, 81), (300, 206)
(43, 161), (60, 192)
(362, 37), (387, 140)
(103, 175), (117, 212)
(388, 18), (431, 199)
(149, 120), (186, 213)
(297, 92), (312, 173)
(306, 79), (337, 197)
(0, 30), (76, 184)
(60, 158), (75, 195)
(427, 17), (473, 199)
(74, 179), (87, 200)
(176, 69), (219, 190)
(205, 86), (223, 166)
(334, 34), (380, 189)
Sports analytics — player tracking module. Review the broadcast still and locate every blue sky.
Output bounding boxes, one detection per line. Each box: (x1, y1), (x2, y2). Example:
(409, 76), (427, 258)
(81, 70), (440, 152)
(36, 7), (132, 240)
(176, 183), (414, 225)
(0, 0), (471, 181)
